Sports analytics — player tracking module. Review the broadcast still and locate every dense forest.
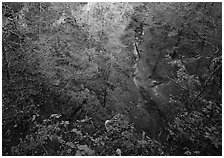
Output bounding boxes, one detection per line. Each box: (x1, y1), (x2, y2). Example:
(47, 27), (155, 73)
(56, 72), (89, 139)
(2, 2), (222, 156)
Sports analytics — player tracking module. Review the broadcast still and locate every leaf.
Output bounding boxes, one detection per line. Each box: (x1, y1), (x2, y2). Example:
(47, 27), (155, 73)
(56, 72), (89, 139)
(66, 142), (76, 148)
(63, 121), (69, 127)
(71, 128), (82, 135)
(77, 145), (95, 156)
(75, 150), (84, 156)
(67, 149), (72, 154)
(212, 139), (222, 148)
(78, 144), (88, 150)
(6, 129), (11, 136)
(193, 151), (200, 154)
(116, 148), (122, 156)
(50, 114), (62, 119)
(57, 136), (64, 143)
(184, 151), (192, 155)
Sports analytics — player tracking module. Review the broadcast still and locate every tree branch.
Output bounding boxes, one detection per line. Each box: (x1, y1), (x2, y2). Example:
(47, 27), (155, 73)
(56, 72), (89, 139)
(191, 64), (221, 104)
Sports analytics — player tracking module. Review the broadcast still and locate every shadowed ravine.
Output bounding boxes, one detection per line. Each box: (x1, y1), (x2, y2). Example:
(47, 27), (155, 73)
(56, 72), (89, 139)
(129, 44), (171, 139)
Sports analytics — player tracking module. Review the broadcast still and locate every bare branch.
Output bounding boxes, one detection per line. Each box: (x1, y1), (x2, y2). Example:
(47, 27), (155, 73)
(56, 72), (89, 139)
(191, 64), (221, 104)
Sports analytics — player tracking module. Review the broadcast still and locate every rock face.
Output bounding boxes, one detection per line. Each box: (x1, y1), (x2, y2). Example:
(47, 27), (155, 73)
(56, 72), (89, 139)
(130, 44), (179, 139)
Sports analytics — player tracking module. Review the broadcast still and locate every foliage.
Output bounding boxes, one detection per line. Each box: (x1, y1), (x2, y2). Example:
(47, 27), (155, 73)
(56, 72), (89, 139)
(10, 113), (165, 156)
(167, 100), (222, 155)
(2, 2), (221, 156)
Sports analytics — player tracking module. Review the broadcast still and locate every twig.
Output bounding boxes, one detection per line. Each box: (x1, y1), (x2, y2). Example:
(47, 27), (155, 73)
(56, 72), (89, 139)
(134, 42), (141, 59)
(151, 50), (162, 77)
(42, 144), (48, 156)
